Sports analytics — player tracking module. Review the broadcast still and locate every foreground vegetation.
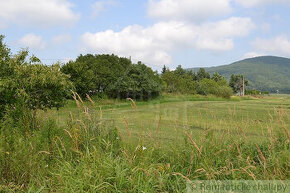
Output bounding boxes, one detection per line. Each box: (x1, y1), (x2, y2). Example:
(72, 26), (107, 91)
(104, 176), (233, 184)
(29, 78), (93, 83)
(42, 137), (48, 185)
(1, 94), (289, 192)
(0, 35), (289, 192)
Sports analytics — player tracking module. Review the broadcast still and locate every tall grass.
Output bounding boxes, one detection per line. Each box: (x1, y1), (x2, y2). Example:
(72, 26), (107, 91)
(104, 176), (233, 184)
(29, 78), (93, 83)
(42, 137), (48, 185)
(0, 96), (289, 192)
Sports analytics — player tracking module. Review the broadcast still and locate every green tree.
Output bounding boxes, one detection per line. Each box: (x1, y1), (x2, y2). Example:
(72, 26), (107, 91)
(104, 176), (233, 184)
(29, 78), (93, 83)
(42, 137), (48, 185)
(61, 54), (131, 97)
(161, 67), (197, 94)
(11, 62), (73, 110)
(176, 74), (197, 94)
(229, 74), (239, 93)
(212, 72), (224, 82)
(0, 36), (73, 118)
(229, 74), (249, 94)
(174, 65), (186, 76)
(161, 65), (169, 74)
(161, 65), (232, 98)
(197, 68), (210, 81)
(108, 62), (162, 99)
(197, 78), (232, 98)
(0, 35), (11, 77)
(161, 70), (178, 93)
(187, 70), (197, 81)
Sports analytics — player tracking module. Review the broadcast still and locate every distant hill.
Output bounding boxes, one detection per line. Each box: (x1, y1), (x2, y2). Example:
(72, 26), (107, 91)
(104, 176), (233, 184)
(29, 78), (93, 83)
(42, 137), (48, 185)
(188, 56), (290, 93)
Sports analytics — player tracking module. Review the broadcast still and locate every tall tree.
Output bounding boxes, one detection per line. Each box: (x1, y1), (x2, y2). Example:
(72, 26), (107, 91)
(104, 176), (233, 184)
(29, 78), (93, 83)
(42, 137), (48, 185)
(197, 68), (210, 81)
(108, 62), (162, 99)
(229, 74), (249, 94)
(61, 54), (131, 97)
(161, 65), (168, 74)
(212, 72), (224, 82)
(174, 65), (186, 76)
(0, 35), (12, 78)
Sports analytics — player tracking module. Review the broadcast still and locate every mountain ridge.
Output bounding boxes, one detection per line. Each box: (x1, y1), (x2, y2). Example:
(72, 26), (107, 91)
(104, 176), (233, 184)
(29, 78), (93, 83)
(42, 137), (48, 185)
(188, 56), (290, 93)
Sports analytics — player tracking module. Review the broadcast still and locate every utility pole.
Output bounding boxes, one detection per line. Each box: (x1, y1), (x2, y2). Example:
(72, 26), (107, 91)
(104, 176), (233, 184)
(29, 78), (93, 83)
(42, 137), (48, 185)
(239, 75), (245, 96)
(242, 75), (245, 96)
(239, 77), (242, 96)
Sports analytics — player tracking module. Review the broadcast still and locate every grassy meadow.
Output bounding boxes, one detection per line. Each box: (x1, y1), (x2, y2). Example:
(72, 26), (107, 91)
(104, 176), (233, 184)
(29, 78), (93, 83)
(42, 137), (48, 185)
(47, 94), (289, 145)
(1, 94), (289, 192)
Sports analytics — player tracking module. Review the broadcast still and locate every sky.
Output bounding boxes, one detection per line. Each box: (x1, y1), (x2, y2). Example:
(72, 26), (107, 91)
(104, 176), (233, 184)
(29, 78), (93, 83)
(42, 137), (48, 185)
(1, 0), (290, 70)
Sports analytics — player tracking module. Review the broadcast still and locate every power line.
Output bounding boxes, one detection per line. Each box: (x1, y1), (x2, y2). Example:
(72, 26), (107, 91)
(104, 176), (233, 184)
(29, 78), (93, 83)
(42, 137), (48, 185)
(39, 58), (71, 61)
(38, 58), (164, 69)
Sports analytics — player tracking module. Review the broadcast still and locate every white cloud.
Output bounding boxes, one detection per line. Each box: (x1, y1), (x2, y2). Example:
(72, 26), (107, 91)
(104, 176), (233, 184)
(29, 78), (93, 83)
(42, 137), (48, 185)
(92, 0), (116, 17)
(235, 0), (290, 7)
(194, 17), (255, 51)
(0, 0), (79, 28)
(148, 0), (232, 22)
(81, 25), (173, 66)
(19, 34), (46, 50)
(51, 34), (72, 45)
(252, 35), (290, 56)
(81, 17), (254, 66)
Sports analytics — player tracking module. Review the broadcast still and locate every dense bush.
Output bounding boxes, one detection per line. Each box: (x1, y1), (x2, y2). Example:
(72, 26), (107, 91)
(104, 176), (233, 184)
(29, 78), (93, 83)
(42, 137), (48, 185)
(197, 78), (233, 98)
(10, 63), (73, 110)
(177, 76), (197, 94)
(107, 62), (162, 99)
(245, 89), (270, 95)
(197, 78), (217, 95)
(0, 36), (73, 118)
(214, 86), (234, 98)
(161, 70), (196, 94)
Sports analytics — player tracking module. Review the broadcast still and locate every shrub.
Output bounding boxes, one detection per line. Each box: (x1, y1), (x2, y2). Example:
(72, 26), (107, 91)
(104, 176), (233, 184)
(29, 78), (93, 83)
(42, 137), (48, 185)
(245, 89), (270, 95)
(162, 70), (197, 94)
(0, 36), (73, 118)
(214, 86), (233, 98)
(197, 78), (233, 98)
(197, 78), (217, 95)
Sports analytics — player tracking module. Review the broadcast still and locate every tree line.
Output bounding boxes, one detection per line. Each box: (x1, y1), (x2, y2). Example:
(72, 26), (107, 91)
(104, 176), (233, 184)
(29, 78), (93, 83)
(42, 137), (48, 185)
(161, 65), (233, 98)
(0, 35), (248, 119)
(61, 55), (239, 99)
(61, 54), (161, 100)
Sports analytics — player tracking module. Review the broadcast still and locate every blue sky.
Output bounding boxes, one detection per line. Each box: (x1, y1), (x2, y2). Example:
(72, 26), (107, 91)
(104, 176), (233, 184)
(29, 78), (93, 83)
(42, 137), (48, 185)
(1, 0), (290, 70)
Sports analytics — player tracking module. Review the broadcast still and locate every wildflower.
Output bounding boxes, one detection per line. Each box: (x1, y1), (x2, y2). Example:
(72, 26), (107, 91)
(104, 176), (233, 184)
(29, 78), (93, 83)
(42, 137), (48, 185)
(142, 146), (147, 150)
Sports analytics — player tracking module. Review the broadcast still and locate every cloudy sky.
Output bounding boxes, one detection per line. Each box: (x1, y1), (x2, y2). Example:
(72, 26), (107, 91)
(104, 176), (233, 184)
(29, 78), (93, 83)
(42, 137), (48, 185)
(1, 0), (290, 70)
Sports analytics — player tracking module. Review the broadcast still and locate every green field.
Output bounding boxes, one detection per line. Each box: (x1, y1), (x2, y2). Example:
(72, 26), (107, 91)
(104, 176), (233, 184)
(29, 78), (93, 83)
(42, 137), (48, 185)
(1, 94), (290, 192)
(46, 94), (290, 145)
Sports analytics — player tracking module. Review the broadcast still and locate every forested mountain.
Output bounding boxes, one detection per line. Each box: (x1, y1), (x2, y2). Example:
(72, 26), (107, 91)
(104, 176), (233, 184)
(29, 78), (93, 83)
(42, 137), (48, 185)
(189, 56), (290, 93)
